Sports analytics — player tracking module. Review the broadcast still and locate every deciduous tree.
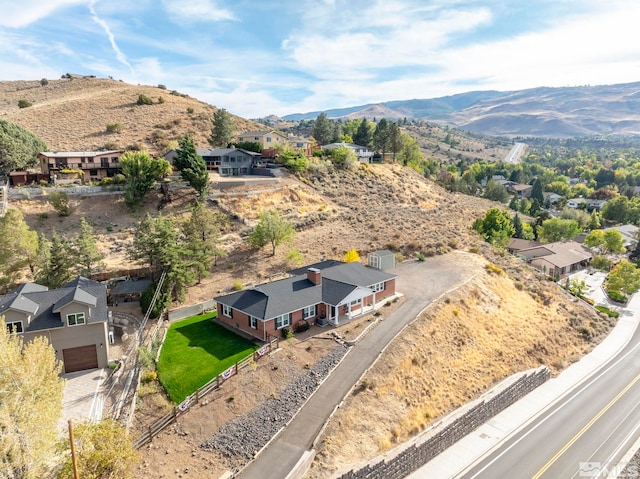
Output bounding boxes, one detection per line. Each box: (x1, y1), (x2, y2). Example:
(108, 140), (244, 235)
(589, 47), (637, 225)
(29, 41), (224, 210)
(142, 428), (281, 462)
(472, 208), (515, 247)
(607, 259), (640, 296)
(248, 210), (295, 256)
(538, 218), (582, 243)
(0, 316), (64, 479)
(344, 249), (360, 262)
(57, 419), (139, 479)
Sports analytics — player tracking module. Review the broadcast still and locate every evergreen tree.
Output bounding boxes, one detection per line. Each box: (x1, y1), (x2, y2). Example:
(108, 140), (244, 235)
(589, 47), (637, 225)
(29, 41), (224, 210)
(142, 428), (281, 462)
(38, 232), (75, 290)
(588, 210), (602, 230)
(483, 179), (510, 203)
(389, 123), (402, 162)
(509, 195), (519, 211)
(0, 209), (38, 292)
(513, 213), (524, 239)
(184, 203), (227, 282)
(209, 108), (236, 147)
(353, 118), (373, 148)
(120, 151), (171, 208)
(75, 218), (104, 277)
(531, 178), (544, 204)
(174, 135), (209, 199)
(312, 113), (334, 146)
(373, 118), (391, 159)
(0, 119), (47, 172)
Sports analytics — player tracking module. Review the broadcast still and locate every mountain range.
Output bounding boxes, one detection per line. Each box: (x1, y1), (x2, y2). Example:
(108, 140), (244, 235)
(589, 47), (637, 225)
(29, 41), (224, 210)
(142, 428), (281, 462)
(282, 82), (640, 138)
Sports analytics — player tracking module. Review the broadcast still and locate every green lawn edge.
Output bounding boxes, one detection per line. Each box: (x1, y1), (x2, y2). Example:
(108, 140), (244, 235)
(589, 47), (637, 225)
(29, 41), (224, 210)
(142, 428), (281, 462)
(157, 312), (258, 403)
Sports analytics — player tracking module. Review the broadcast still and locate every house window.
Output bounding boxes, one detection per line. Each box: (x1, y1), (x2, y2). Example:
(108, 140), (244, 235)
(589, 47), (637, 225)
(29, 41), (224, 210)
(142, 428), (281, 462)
(350, 298), (362, 307)
(266, 137), (272, 143)
(67, 312), (86, 327)
(222, 304), (232, 317)
(250, 316), (258, 329)
(6, 321), (23, 334)
(303, 305), (316, 320)
(371, 282), (384, 292)
(274, 313), (291, 329)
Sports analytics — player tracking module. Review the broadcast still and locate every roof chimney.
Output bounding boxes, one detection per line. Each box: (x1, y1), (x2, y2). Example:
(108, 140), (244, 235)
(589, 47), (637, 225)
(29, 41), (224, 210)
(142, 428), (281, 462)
(307, 268), (321, 285)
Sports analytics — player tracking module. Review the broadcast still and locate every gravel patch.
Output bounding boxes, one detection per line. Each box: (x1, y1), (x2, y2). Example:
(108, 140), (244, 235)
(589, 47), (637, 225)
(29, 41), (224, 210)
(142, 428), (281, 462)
(619, 448), (640, 478)
(201, 344), (348, 460)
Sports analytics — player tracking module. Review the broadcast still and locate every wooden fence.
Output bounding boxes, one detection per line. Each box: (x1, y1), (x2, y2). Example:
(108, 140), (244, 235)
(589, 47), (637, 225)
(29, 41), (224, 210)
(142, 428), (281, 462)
(133, 335), (279, 449)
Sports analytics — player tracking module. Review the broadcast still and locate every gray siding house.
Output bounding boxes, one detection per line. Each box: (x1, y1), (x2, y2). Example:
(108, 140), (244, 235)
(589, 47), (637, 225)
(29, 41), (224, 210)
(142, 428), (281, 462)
(0, 277), (110, 373)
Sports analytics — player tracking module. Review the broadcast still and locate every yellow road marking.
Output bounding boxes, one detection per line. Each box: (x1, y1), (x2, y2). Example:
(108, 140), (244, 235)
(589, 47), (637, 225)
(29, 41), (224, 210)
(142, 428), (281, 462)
(532, 371), (640, 479)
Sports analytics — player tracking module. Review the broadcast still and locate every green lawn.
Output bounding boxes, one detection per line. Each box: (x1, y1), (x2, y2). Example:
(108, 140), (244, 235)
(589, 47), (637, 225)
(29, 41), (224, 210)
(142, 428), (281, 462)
(157, 312), (258, 403)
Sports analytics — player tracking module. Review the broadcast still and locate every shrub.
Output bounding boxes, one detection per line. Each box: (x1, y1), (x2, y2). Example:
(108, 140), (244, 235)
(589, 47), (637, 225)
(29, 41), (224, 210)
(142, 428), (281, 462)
(99, 177), (113, 186)
(187, 107), (194, 114)
(157, 84), (167, 90)
(141, 371), (158, 383)
(281, 327), (293, 339)
(607, 288), (628, 304)
(485, 263), (504, 275)
(416, 252), (426, 262)
(18, 99), (32, 108)
(38, 212), (49, 221)
(595, 305), (620, 318)
(40, 78), (48, 86)
(158, 96), (165, 104)
(113, 173), (126, 184)
(137, 347), (155, 370)
(101, 141), (119, 150)
(294, 321), (310, 333)
(106, 122), (124, 133)
(591, 255), (612, 271)
(136, 94), (153, 105)
(231, 280), (244, 291)
(48, 191), (71, 216)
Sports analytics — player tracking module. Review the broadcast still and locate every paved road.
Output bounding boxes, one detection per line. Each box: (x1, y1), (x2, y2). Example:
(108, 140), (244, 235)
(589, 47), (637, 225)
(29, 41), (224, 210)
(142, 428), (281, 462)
(238, 253), (478, 479)
(503, 142), (526, 164)
(451, 293), (640, 479)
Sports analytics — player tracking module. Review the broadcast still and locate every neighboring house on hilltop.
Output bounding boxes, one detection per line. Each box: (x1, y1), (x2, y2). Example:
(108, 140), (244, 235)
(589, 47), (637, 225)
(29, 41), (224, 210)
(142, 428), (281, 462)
(509, 184), (533, 199)
(164, 147), (263, 173)
(238, 130), (289, 152)
(507, 239), (592, 278)
(214, 260), (397, 341)
(0, 277), (110, 373)
(39, 150), (124, 182)
(567, 197), (606, 211)
(321, 142), (374, 163)
(287, 135), (313, 156)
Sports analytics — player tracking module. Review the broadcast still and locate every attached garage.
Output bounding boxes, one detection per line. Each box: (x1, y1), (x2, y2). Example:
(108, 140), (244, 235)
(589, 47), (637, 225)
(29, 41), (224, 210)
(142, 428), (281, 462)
(62, 344), (99, 373)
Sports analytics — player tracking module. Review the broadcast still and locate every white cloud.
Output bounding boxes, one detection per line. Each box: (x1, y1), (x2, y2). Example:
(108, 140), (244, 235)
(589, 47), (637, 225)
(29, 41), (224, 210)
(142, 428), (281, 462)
(0, 0), (88, 27)
(161, 0), (235, 23)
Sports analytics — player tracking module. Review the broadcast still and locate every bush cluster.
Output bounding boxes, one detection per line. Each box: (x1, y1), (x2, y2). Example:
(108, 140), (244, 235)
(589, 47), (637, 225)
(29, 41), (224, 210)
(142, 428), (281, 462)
(136, 94), (154, 105)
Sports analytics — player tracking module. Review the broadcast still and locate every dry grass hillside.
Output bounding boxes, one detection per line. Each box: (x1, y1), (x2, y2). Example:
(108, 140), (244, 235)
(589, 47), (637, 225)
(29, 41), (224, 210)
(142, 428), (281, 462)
(0, 78), (260, 154)
(308, 259), (611, 477)
(6, 159), (612, 478)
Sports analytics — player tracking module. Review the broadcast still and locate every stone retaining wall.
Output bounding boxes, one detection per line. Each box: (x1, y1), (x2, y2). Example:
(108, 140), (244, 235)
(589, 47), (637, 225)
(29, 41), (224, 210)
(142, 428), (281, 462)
(336, 366), (551, 479)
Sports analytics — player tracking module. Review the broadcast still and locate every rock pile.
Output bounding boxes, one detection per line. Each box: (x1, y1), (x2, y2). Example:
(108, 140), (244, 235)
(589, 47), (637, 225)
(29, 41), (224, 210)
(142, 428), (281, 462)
(200, 344), (348, 460)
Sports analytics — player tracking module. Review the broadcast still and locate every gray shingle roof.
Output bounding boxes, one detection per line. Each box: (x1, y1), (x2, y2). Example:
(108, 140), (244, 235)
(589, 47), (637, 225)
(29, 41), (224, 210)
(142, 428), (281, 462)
(110, 279), (153, 296)
(0, 277), (108, 332)
(215, 261), (396, 320)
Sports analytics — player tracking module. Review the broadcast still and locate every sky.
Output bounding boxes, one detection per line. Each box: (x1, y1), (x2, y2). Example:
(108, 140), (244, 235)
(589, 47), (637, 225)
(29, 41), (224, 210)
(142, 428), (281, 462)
(1, 0), (640, 118)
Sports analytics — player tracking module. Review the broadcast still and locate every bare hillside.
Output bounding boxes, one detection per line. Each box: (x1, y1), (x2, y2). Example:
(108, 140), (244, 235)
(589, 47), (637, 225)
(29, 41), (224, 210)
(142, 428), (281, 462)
(0, 78), (261, 154)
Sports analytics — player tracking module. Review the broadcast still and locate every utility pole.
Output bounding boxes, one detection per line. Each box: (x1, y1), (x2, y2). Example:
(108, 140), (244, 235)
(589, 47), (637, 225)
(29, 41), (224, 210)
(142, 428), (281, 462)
(68, 419), (80, 479)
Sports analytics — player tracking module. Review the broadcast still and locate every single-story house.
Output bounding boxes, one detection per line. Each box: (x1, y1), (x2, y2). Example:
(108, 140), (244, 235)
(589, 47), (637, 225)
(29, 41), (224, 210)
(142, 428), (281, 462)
(38, 150), (124, 182)
(506, 238), (542, 254)
(321, 142), (375, 163)
(214, 261), (397, 341)
(567, 198), (606, 211)
(509, 240), (593, 278)
(165, 148), (264, 176)
(543, 192), (563, 205)
(0, 277), (110, 373)
(604, 224), (639, 249)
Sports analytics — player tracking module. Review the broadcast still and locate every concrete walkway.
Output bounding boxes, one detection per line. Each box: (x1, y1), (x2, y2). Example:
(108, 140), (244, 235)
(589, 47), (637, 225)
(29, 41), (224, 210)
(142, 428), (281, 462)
(237, 253), (479, 479)
(409, 285), (640, 478)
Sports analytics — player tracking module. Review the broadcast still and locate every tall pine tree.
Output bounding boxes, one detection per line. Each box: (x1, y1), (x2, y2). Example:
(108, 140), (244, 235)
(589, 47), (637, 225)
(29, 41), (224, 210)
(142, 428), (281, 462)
(175, 135), (209, 199)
